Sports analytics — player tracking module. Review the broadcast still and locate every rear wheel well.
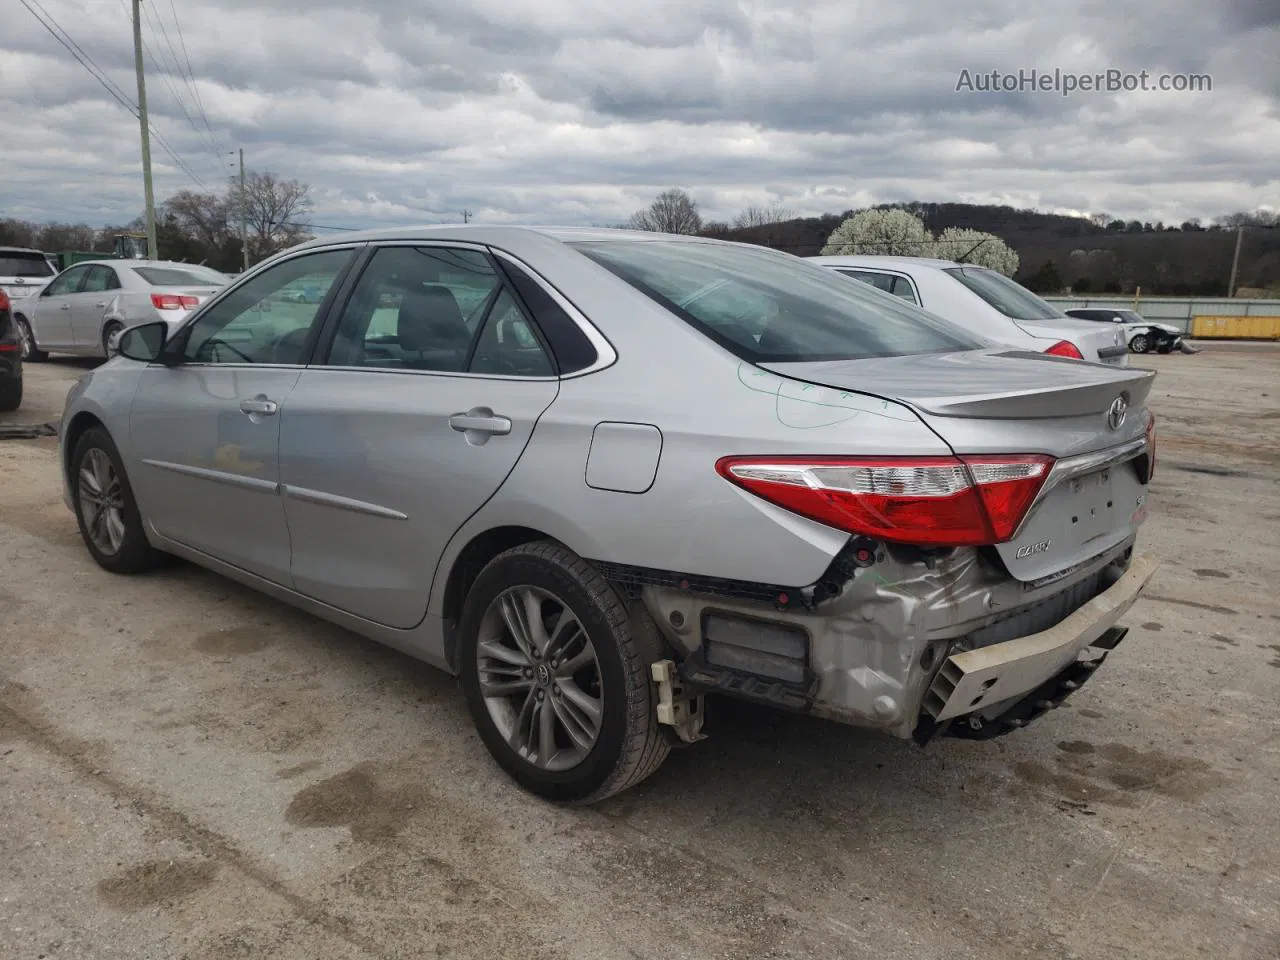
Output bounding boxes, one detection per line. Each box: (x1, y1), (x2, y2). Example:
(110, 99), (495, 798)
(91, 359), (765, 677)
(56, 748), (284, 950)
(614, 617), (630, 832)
(62, 412), (107, 482)
(440, 525), (552, 669)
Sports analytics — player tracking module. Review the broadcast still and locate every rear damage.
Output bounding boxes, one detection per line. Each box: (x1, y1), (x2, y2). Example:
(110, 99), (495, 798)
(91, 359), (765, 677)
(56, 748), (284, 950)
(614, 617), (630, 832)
(629, 351), (1159, 743)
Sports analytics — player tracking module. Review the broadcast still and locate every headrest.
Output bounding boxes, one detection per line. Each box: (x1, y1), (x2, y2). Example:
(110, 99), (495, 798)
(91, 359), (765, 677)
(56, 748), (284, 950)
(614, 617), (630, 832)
(397, 284), (469, 352)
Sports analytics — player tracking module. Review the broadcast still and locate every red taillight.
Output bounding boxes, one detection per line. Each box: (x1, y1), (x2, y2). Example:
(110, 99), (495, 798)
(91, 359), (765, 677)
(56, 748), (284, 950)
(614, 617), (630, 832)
(0, 341), (18, 354)
(1044, 340), (1084, 359)
(0, 290), (10, 311)
(1145, 412), (1156, 481)
(716, 454), (1054, 546)
(151, 293), (200, 310)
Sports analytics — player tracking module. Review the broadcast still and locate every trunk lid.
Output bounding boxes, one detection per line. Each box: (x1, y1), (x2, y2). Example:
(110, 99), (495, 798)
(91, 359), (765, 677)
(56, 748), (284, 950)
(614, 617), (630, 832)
(1017, 317), (1129, 366)
(763, 350), (1155, 581)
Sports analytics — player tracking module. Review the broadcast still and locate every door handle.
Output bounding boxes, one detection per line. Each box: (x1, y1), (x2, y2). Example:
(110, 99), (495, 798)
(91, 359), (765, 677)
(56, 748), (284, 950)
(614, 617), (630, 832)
(449, 409), (512, 436)
(59, 304), (71, 310)
(239, 396), (279, 417)
(96, 301), (108, 307)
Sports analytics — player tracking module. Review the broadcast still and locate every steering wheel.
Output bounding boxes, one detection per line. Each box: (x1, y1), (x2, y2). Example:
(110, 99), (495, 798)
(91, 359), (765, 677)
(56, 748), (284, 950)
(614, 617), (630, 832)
(198, 337), (254, 363)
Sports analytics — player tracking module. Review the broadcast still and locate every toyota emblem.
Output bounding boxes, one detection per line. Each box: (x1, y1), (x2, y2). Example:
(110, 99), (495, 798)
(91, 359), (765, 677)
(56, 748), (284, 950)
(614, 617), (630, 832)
(1106, 395), (1128, 431)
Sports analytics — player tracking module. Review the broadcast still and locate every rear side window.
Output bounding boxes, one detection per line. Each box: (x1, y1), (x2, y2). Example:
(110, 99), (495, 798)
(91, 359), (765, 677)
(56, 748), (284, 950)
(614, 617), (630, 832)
(945, 266), (1066, 322)
(497, 258), (598, 373)
(0, 254), (55, 278)
(836, 269), (918, 305)
(574, 240), (980, 362)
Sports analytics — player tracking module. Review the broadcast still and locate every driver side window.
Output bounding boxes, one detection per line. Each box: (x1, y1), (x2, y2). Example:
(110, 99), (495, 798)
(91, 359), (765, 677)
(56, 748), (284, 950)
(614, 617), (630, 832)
(181, 249), (352, 365)
(44, 267), (89, 297)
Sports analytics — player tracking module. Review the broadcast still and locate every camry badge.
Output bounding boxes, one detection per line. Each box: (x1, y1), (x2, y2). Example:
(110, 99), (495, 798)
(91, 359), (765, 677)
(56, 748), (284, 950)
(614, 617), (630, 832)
(1107, 396), (1128, 431)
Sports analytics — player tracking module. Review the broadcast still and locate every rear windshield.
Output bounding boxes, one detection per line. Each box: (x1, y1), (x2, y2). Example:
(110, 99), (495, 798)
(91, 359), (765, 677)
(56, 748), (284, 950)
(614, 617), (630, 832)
(0, 253), (55, 278)
(944, 266), (1066, 321)
(133, 265), (227, 286)
(572, 240), (982, 362)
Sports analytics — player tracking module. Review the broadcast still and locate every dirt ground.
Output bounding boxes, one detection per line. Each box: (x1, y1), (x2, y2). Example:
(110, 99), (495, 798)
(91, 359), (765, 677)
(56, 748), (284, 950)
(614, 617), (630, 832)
(1, 345), (1278, 960)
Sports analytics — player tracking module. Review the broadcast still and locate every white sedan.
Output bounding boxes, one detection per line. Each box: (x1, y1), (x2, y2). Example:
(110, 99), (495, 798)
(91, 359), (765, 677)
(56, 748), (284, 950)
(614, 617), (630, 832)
(13, 259), (229, 361)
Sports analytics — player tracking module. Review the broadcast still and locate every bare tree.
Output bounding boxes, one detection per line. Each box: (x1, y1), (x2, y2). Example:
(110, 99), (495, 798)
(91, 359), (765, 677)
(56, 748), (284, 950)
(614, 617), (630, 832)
(627, 189), (702, 235)
(163, 191), (233, 252)
(732, 202), (795, 229)
(229, 171), (314, 261)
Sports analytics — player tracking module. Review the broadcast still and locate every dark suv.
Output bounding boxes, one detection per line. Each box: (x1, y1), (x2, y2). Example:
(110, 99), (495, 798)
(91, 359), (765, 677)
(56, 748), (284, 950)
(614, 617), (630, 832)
(0, 288), (22, 411)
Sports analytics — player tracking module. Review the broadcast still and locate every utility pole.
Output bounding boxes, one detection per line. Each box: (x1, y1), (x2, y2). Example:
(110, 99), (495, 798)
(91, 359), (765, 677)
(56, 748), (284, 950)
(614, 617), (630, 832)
(239, 148), (249, 272)
(1227, 225), (1244, 298)
(131, 0), (157, 260)
(462, 209), (471, 224)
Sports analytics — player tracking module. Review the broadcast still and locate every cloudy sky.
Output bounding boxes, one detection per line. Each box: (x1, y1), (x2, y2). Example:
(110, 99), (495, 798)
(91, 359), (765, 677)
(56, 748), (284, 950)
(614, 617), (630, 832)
(3, 0), (1277, 231)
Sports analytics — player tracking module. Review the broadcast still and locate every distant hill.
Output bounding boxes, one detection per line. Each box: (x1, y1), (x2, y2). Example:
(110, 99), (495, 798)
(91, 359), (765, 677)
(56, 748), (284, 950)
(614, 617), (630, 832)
(710, 202), (1280, 296)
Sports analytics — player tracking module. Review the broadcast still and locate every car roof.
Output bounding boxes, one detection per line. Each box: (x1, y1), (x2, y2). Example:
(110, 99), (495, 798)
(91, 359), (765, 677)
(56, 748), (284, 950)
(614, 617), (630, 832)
(60, 259), (219, 270)
(0, 246), (50, 255)
(807, 255), (961, 270)
(287, 224), (729, 254)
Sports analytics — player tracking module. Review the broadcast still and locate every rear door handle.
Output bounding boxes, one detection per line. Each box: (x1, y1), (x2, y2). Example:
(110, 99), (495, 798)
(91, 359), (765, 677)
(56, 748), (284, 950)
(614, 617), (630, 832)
(239, 395), (279, 418)
(449, 409), (512, 436)
(96, 301), (108, 307)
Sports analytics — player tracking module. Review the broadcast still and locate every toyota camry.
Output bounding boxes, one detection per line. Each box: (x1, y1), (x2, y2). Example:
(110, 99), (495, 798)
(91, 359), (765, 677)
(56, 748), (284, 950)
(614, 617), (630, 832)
(58, 226), (1158, 802)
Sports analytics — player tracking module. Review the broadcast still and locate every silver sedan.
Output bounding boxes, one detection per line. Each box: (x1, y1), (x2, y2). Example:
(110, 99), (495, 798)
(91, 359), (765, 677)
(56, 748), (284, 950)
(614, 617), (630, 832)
(58, 226), (1159, 802)
(14, 259), (228, 361)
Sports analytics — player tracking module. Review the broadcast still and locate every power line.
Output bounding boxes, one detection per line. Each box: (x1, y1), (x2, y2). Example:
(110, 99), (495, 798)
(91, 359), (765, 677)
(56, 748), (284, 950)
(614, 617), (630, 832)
(165, 0), (218, 151)
(141, 0), (222, 170)
(138, 4), (223, 180)
(21, 0), (209, 189)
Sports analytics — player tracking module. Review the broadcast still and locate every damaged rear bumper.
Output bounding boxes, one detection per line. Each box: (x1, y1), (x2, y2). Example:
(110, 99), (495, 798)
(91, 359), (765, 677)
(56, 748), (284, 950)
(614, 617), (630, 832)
(919, 552), (1159, 732)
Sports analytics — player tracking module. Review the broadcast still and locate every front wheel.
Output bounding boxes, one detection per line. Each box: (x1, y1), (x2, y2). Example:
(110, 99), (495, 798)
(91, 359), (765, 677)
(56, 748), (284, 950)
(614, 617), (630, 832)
(15, 317), (47, 362)
(71, 426), (165, 573)
(0, 376), (20, 412)
(1129, 333), (1150, 354)
(458, 541), (669, 803)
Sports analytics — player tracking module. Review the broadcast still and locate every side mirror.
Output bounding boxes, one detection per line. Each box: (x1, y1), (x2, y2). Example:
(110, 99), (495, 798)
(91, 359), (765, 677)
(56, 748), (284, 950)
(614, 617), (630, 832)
(115, 321), (168, 362)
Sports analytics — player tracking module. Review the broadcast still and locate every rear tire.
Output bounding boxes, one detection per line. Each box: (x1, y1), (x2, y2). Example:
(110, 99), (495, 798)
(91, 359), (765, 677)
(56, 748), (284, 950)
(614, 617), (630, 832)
(101, 321), (124, 358)
(458, 541), (670, 803)
(70, 426), (165, 574)
(0, 377), (20, 412)
(15, 317), (47, 362)
(1129, 333), (1150, 354)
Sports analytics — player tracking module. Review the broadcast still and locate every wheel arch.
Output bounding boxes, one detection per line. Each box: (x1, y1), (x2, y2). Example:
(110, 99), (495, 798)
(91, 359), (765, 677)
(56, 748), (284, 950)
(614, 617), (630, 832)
(439, 525), (558, 670)
(62, 411), (108, 485)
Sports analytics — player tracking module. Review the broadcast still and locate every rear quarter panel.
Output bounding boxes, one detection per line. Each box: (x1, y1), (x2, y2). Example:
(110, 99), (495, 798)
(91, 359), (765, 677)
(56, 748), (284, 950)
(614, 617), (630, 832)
(427, 238), (956, 613)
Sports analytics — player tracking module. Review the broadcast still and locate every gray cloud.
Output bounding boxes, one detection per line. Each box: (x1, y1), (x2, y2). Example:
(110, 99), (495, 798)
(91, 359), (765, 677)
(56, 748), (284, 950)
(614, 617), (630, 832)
(2, 0), (1276, 231)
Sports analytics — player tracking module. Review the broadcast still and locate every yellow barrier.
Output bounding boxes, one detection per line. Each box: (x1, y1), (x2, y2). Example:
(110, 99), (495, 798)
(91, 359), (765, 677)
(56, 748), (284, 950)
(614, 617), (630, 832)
(1191, 315), (1280, 339)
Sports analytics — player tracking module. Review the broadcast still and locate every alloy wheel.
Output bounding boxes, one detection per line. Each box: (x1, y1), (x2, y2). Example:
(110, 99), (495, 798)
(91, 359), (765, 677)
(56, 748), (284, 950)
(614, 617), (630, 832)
(477, 585), (604, 771)
(17, 320), (35, 360)
(78, 448), (127, 556)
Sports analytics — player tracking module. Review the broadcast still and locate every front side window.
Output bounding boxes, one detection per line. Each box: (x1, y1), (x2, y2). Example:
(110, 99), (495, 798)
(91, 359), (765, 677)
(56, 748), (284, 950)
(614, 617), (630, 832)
(326, 246), (553, 376)
(180, 249), (352, 365)
(575, 240), (980, 362)
(43, 266), (89, 296)
(945, 266), (1066, 322)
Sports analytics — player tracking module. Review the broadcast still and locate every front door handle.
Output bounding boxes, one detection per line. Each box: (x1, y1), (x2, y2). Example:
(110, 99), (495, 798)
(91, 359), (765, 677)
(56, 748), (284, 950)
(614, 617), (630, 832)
(96, 301), (108, 307)
(239, 395), (279, 419)
(59, 304), (71, 310)
(449, 408), (512, 439)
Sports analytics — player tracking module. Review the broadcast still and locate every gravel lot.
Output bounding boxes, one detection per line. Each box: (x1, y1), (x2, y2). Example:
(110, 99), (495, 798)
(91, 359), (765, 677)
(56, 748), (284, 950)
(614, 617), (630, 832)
(2, 345), (1278, 960)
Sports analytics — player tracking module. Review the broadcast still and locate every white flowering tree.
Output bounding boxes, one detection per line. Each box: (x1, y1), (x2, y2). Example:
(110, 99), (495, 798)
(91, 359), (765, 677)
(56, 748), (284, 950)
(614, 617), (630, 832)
(820, 208), (930, 257)
(934, 227), (1020, 277)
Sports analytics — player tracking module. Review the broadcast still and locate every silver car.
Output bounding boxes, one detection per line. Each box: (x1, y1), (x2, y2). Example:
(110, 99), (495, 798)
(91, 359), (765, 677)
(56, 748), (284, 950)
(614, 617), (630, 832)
(809, 255), (1131, 365)
(58, 227), (1159, 803)
(15, 259), (229, 361)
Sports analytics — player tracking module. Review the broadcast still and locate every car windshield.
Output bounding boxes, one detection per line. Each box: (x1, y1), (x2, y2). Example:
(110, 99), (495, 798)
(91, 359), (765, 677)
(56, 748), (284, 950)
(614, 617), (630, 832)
(133, 265), (228, 286)
(572, 240), (982, 362)
(0, 254), (56, 278)
(944, 266), (1066, 321)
